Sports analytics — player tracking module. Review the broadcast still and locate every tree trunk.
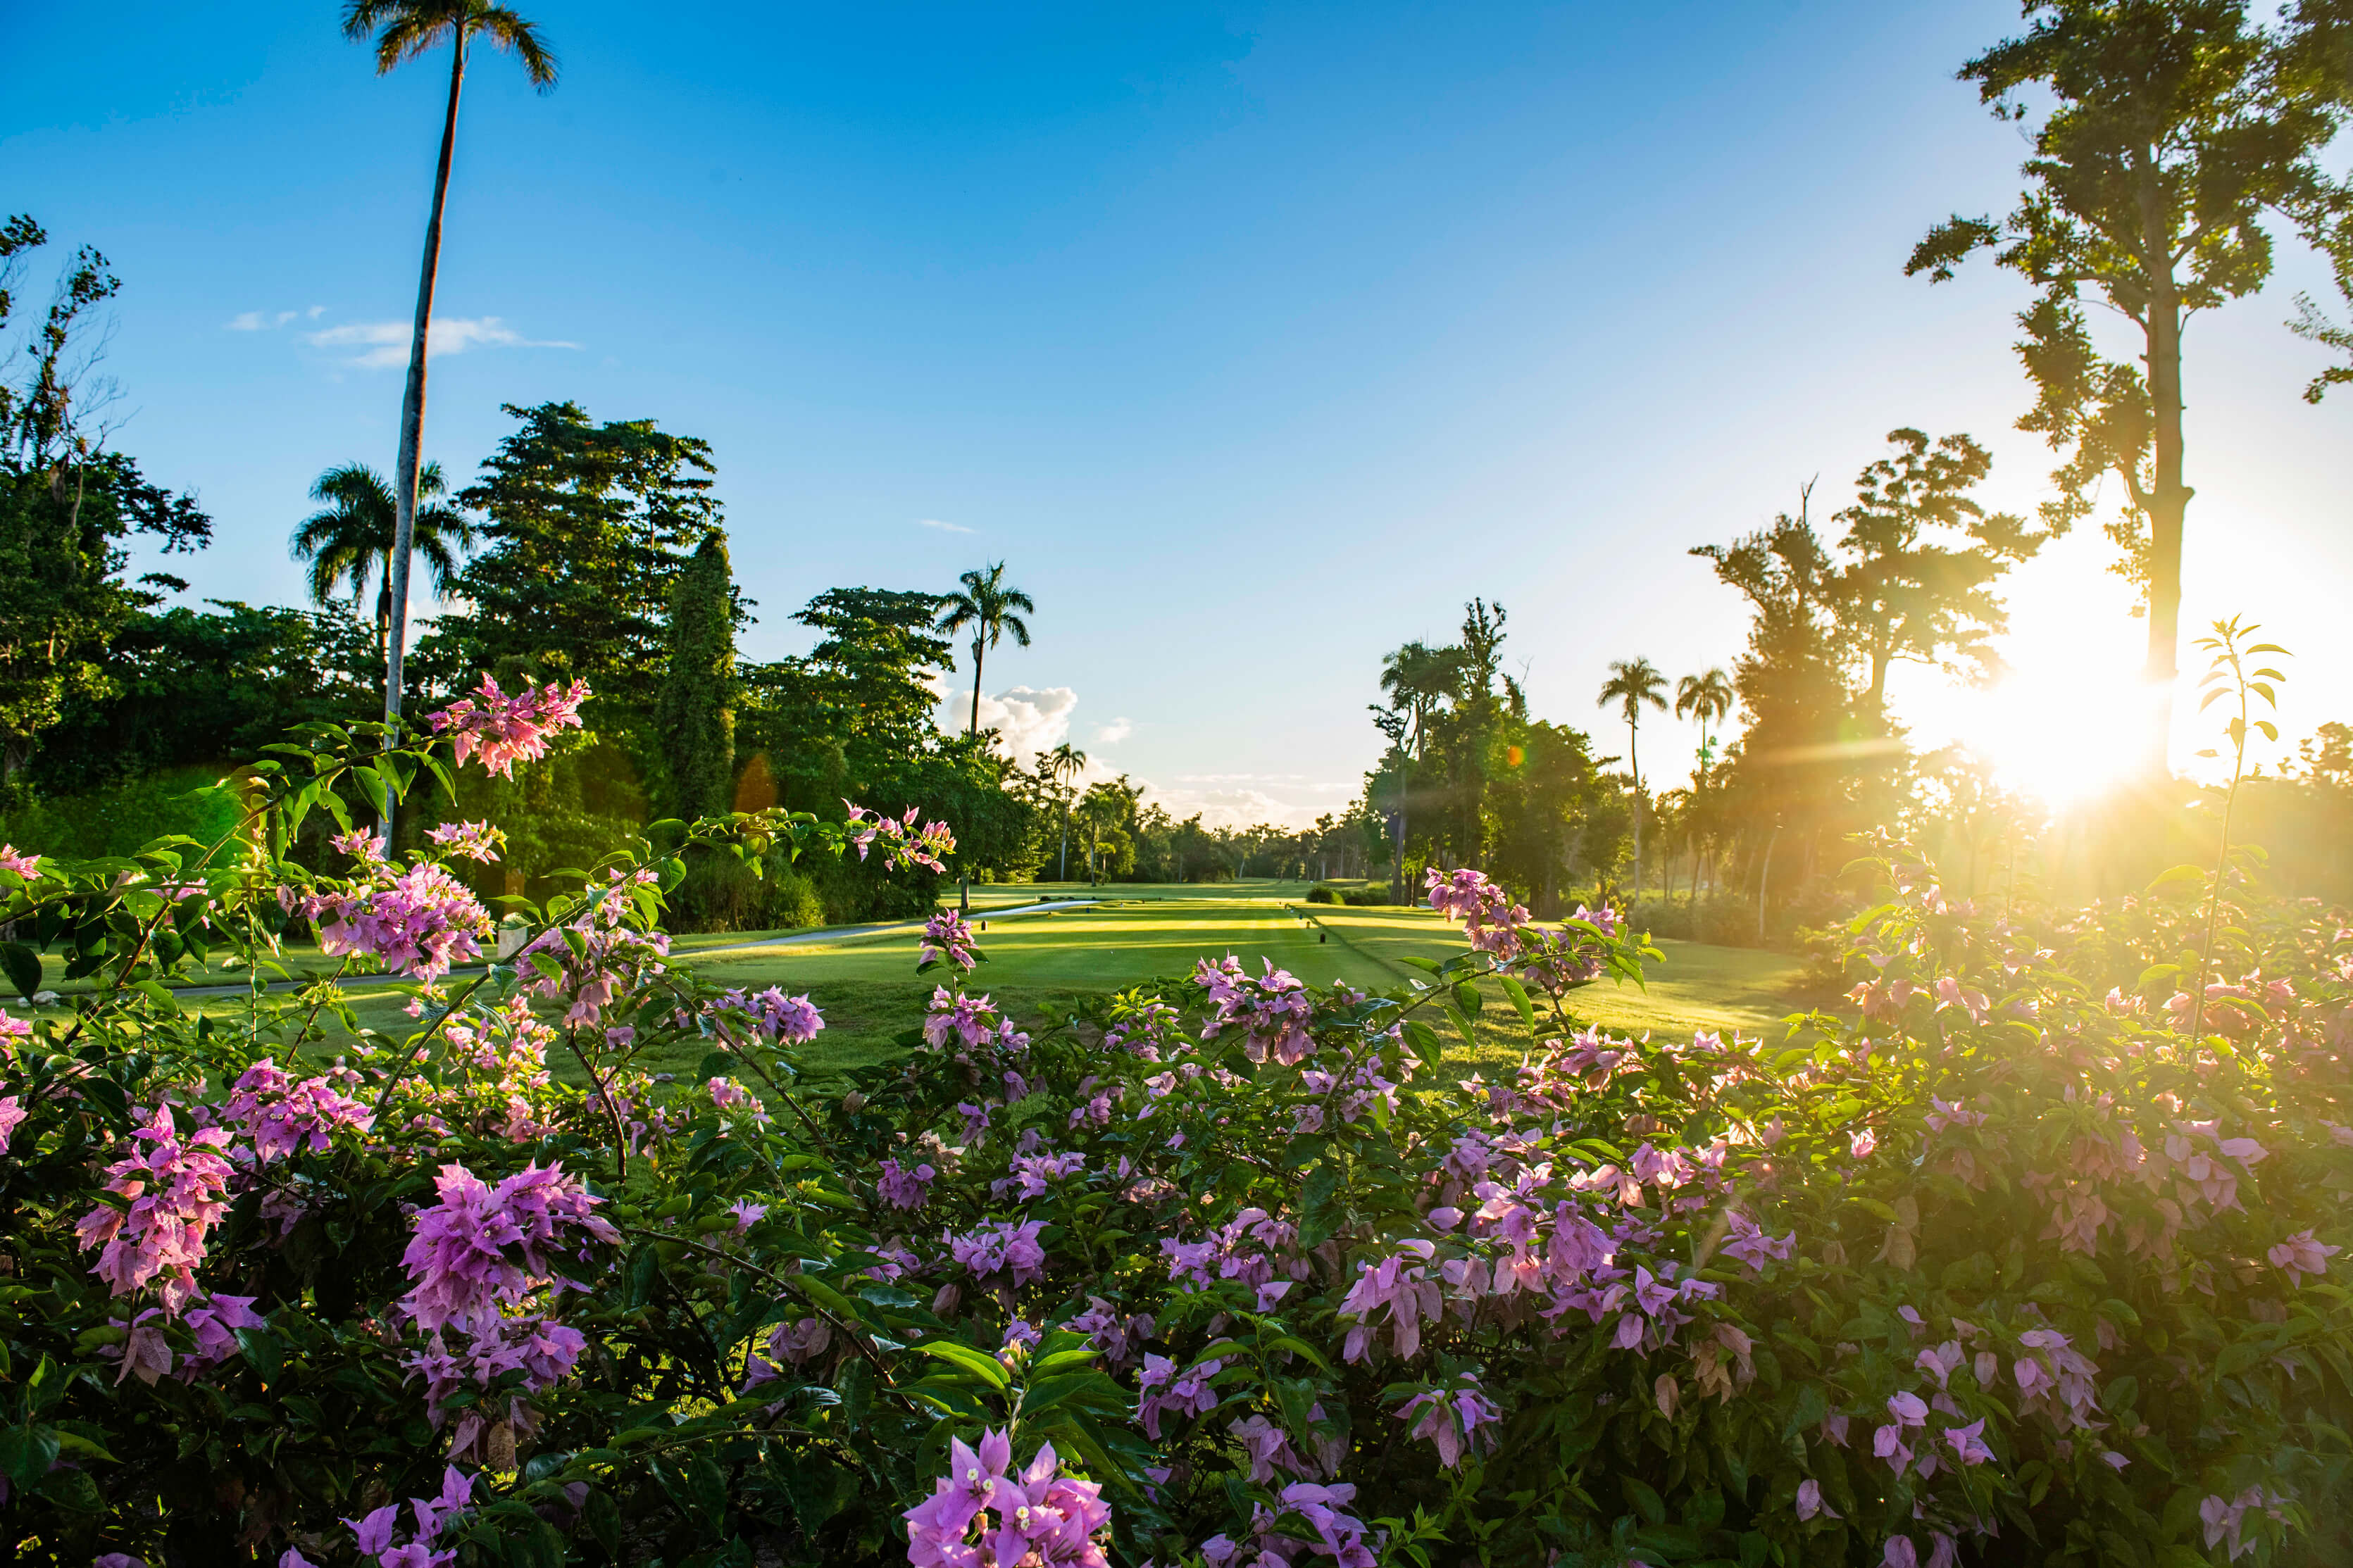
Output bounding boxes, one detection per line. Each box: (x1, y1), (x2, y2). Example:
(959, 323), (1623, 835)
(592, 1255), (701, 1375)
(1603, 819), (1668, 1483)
(1628, 720), (1643, 897)
(2143, 302), (2187, 777)
(1756, 823), (1782, 946)
(2138, 165), (2190, 777)
(967, 636), (985, 741)
(382, 27), (468, 837)
(374, 577), (392, 710)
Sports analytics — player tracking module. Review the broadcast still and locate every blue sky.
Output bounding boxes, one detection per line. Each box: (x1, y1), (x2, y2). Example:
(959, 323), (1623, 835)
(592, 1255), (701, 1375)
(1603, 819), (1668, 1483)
(8, 1), (2349, 825)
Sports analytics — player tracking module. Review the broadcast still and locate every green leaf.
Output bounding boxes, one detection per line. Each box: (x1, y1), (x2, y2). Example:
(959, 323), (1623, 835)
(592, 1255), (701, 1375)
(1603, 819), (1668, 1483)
(1020, 1372), (1113, 1417)
(232, 1326), (285, 1386)
(1266, 1335), (1334, 1374)
(1498, 974), (1536, 1029)
(916, 1341), (1013, 1391)
(0, 943), (39, 1001)
(651, 1452), (728, 1531)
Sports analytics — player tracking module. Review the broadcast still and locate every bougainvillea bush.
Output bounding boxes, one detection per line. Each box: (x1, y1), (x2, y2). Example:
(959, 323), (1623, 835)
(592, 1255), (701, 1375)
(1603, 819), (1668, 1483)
(3, 686), (2352, 1568)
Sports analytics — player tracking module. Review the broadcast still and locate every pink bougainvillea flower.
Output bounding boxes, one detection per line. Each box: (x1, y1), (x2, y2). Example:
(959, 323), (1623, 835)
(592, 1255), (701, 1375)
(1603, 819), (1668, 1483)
(75, 1103), (235, 1317)
(920, 908), (980, 972)
(399, 1160), (618, 1336)
(2268, 1228), (2339, 1286)
(427, 676), (589, 777)
(425, 820), (507, 863)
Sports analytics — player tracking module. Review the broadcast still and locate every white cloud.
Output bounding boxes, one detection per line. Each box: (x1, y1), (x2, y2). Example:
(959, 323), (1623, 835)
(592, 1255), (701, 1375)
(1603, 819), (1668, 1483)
(918, 518), (974, 534)
(933, 677), (1079, 763)
(304, 315), (580, 369)
(228, 306), (327, 332)
(1092, 717), (1133, 744)
(1138, 784), (1323, 831)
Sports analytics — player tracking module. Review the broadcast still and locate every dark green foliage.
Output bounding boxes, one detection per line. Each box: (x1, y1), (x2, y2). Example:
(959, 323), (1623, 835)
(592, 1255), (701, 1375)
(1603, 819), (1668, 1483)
(0, 216), (213, 779)
(654, 532), (736, 822)
(740, 588), (951, 783)
(1906, 0), (2352, 745)
(25, 601), (378, 795)
(0, 765), (244, 862)
(433, 401), (730, 710)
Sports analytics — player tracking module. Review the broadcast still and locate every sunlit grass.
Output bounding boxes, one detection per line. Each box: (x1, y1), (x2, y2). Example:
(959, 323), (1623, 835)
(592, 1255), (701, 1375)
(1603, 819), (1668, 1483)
(30, 882), (1814, 1090)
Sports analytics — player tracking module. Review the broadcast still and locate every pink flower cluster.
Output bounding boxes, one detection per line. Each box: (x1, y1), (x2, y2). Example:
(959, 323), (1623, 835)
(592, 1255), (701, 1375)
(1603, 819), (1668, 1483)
(925, 987), (1007, 1053)
(0, 843), (39, 879)
(426, 675), (589, 777)
(847, 802), (956, 872)
(347, 1467), (475, 1568)
(1061, 1296), (1156, 1367)
(946, 1219), (1048, 1287)
(299, 860), (492, 983)
(111, 1293), (265, 1386)
(994, 1149), (1085, 1200)
(1137, 1353), (1223, 1439)
(425, 820), (506, 863)
(2200, 1486), (2286, 1562)
(904, 1429), (1112, 1568)
(1423, 868), (1620, 992)
(920, 908), (980, 972)
(743, 1315), (833, 1388)
(712, 986), (825, 1045)
(1398, 1374), (1504, 1468)
(707, 1076), (770, 1127)
(1162, 1207), (1310, 1310)
(406, 1314), (587, 1461)
(0, 1093), (26, 1155)
(1201, 1482), (1377, 1568)
(2268, 1227), (2338, 1285)
(878, 1156), (937, 1210)
(399, 1161), (618, 1335)
(1194, 956), (1314, 1065)
(225, 1059), (373, 1162)
(518, 881), (670, 1027)
(1721, 1209), (1797, 1272)
(1336, 1246), (1443, 1361)
(75, 1103), (235, 1316)
(1425, 866), (1530, 955)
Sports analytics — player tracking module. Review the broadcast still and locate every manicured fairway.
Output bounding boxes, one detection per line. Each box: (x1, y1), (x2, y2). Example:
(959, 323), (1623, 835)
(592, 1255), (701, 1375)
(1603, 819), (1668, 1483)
(28, 880), (1814, 1084)
(651, 882), (1812, 1079)
(670, 887), (1397, 1077)
(1297, 903), (1811, 1043)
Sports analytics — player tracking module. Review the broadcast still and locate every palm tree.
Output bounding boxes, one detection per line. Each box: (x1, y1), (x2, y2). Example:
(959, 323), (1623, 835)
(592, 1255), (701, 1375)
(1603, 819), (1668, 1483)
(292, 462), (475, 691)
(342, 0), (556, 765)
(1598, 657), (1669, 898)
(1674, 667), (1735, 903)
(935, 563), (1036, 743)
(1043, 742), (1087, 882)
(1377, 640), (1459, 893)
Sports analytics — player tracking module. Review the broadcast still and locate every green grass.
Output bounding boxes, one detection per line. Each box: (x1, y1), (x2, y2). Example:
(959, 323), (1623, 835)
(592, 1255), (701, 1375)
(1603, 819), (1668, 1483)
(23, 881), (1814, 1086)
(671, 886), (1395, 1078)
(1298, 903), (1809, 1041)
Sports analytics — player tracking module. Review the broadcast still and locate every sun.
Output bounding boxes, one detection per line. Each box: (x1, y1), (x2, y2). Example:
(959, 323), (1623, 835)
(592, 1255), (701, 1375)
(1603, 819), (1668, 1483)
(1935, 676), (2157, 808)
(1891, 619), (2157, 811)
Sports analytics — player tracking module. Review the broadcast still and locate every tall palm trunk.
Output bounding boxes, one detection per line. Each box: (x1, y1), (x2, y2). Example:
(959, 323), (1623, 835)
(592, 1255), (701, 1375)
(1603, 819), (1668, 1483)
(382, 28), (469, 833)
(1627, 720), (1642, 898)
(2140, 226), (2187, 779)
(967, 637), (985, 740)
(374, 574), (393, 709)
